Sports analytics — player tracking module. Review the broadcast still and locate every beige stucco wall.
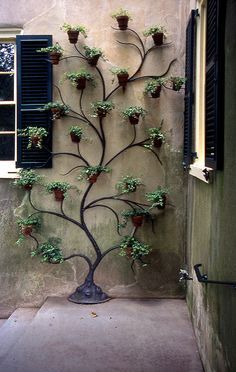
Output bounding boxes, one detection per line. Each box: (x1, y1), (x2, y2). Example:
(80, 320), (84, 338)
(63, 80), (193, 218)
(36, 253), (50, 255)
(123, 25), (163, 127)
(0, 0), (189, 311)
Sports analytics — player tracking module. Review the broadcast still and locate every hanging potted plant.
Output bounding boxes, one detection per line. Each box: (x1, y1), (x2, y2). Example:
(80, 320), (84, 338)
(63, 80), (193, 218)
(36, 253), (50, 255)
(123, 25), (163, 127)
(144, 127), (165, 149)
(46, 181), (72, 201)
(169, 76), (186, 91)
(13, 169), (42, 191)
(120, 208), (150, 228)
(17, 216), (41, 237)
(111, 8), (132, 30)
(91, 100), (115, 118)
(83, 46), (105, 66)
(121, 106), (147, 125)
(144, 78), (166, 98)
(110, 67), (129, 88)
(143, 25), (167, 46)
(78, 166), (111, 184)
(31, 238), (64, 263)
(37, 43), (64, 65)
(145, 187), (168, 209)
(41, 102), (70, 119)
(116, 175), (142, 194)
(69, 126), (84, 143)
(119, 236), (151, 261)
(61, 23), (88, 44)
(18, 126), (48, 149)
(63, 69), (95, 90)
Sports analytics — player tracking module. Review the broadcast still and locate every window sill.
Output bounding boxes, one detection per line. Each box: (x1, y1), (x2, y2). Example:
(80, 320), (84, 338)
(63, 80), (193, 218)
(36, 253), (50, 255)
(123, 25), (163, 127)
(0, 161), (20, 179)
(189, 164), (213, 183)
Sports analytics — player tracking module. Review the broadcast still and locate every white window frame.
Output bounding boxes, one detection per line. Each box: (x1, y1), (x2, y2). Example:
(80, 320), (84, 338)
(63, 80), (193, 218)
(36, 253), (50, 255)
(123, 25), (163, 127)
(0, 28), (22, 178)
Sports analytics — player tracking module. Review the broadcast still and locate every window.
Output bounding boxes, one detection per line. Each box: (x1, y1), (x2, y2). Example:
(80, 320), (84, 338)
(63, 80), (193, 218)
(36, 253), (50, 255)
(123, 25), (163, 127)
(184, 0), (225, 182)
(0, 31), (52, 177)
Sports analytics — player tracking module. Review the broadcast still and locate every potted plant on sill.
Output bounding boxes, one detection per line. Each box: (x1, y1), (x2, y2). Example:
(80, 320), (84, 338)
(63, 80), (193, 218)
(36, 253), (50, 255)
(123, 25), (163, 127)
(31, 237), (64, 263)
(169, 76), (186, 91)
(78, 166), (111, 184)
(37, 42), (64, 65)
(13, 169), (42, 191)
(18, 126), (48, 149)
(119, 236), (151, 262)
(17, 216), (41, 238)
(120, 208), (150, 228)
(91, 100), (115, 118)
(41, 102), (70, 119)
(61, 23), (88, 44)
(111, 8), (132, 30)
(144, 127), (165, 149)
(116, 175), (142, 194)
(83, 46), (105, 66)
(69, 126), (84, 143)
(143, 25), (167, 46)
(145, 187), (168, 209)
(63, 69), (95, 90)
(110, 67), (129, 88)
(122, 106), (147, 125)
(144, 78), (166, 98)
(46, 181), (72, 201)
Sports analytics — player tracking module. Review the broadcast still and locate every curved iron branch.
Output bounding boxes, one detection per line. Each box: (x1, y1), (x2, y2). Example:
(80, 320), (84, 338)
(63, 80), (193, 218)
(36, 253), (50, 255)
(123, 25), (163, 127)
(126, 28), (145, 55)
(88, 204), (122, 236)
(131, 144), (162, 165)
(116, 40), (143, 59)
(130, 59), (177, 83)
(95, 66), (106, 100)
(54, 85), (87, 123)
(101, 244), (120, 259)
(60, 165), (84, 176)
(63, 253), (92, 269)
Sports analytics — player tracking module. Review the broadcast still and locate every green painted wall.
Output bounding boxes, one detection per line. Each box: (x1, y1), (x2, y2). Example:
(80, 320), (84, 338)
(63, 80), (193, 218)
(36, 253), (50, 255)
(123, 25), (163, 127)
(187, 1), (236, 371)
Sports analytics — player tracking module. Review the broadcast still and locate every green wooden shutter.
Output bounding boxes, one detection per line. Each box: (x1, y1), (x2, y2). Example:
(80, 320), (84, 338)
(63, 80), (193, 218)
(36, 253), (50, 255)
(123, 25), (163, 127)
(205, 0), (224, 169)
(16, 35), (52, 168)
(183, 10), (197, 168)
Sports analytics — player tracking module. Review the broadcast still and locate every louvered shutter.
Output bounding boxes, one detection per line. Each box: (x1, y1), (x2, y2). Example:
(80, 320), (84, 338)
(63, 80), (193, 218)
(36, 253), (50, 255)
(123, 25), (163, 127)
(183, 10), (197, 168)
(205, 0), (224, 169)
(16, 35), (52, 168)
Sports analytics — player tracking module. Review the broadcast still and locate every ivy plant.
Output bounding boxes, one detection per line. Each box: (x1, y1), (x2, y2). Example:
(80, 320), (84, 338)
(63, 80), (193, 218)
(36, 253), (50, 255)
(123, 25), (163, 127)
(31, 237), (64, 263)
(119, 236), (151, 261)
(116, 175), (142, 194)
(17, 127), (48, 149)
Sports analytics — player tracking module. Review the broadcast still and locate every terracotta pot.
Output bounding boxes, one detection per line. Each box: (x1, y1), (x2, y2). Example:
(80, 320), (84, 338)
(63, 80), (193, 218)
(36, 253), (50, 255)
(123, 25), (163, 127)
(116, 16), (129, 30)
(157, 195), (166, 210)
(23, 184), (32, 191)
(131, 215), (144, 227)
(53, 189), (65, 201)
(21, 225), (33, 236)
(88, 173), (99, 184)
(125, 247), (133, 258)
(67, 30), (79, 44)
(97, 109), (107, 118)
(31, 136), (41, 146)
(151, 86), (161, 98)
(87, 55), (100, 66)
(153, 138), (163, 148)
(76, 77), (87, 90)
(152, 32), (164, 46)
(70, 133), (81, 143)
(51, 108), (61, 119)
(49, 52), (61, 65)
(117, 73), (129, 87)
(129, 114), (140, 125)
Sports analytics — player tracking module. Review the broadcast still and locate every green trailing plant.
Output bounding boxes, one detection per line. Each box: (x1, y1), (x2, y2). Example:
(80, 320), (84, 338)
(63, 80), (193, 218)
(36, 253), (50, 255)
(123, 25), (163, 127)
(121, 106), (147, 119)
(61, 23), (88, 37)
(37, 42), (64, 54)
(62, 69), (95, 87)
(110, 67), (129, 84)
(31, 237), (64, 263)
(83, 46), (105, 59)
(16, 216), (41, 245)
(46, 181), (72, 198)
(111, 8), (132, 20)
(116, 175), (142, 194)
(145, 187), (168, 209)
(144, 127), (165, 149)
(41, 102), (70, 116)
(110, 67), (129, 75)
(120, 208), (150, 228)
(169, 76), (186, 91)
(69, 126), (83, 137)
(13, 169), (42, 189)
(143, 25), (167, 37)
(119, 236), (151, 261)
(78, 166), (111, 181)
(17, 127), (48, 149)
(144, 78), (166, 94)
(91, 100), (115, 117)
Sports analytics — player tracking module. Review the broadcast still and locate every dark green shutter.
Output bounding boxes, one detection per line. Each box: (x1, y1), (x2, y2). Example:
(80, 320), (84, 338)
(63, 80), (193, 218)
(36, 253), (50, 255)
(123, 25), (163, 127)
(16, 35), (52, 168)
(183, 10), (197, 168)
(205, 0), (224, 169)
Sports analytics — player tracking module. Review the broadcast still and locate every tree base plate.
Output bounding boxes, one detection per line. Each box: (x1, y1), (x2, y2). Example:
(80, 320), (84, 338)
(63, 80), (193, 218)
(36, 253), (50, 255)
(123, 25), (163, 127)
(68, 281), (110, 304)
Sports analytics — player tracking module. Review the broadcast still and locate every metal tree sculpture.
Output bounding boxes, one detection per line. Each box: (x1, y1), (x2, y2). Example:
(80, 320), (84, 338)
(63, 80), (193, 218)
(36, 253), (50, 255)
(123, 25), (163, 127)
(16, 20), (178, 304)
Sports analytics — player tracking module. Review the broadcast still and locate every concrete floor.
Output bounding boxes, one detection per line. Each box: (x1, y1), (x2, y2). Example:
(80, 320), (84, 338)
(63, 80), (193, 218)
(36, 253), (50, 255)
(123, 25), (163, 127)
(0, 298), (203, 372)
